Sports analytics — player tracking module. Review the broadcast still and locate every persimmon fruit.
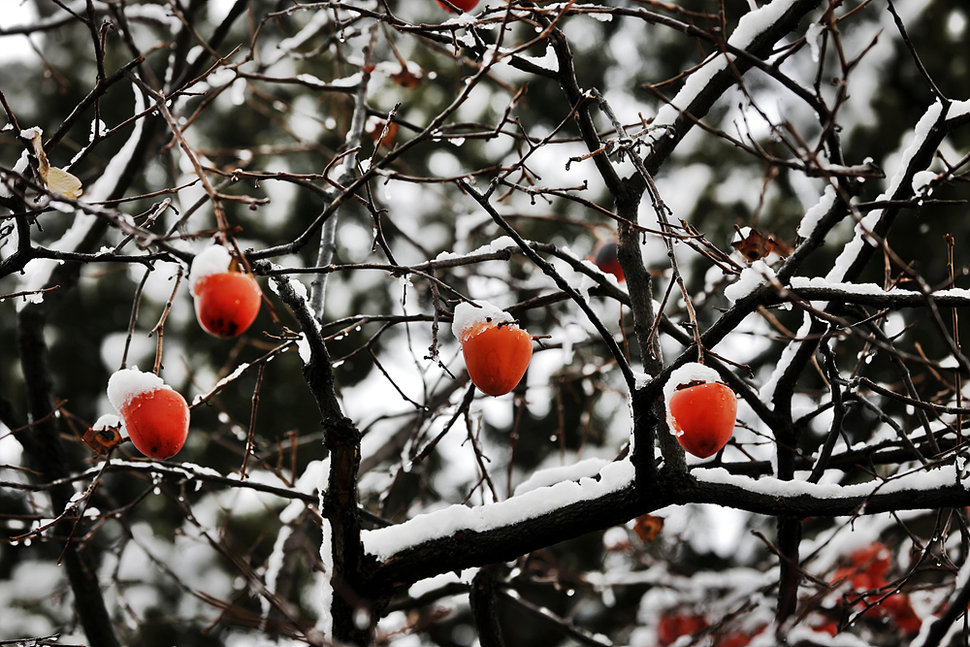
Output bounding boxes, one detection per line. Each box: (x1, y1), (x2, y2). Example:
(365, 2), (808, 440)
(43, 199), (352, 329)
(589, 240), (624, 282)
(668, 381), (737, 458)
(190, 245), (262, 338)
(121, 388), (191, 459)
(831, 541), (921, 635)
(459, 319), (533, 396)
(193, 271), (262, 338)
(108, 369), (190, 460)
(832, 543), (890, 590)
(436, 0), (479, 13)
(657, 612), (708, 646)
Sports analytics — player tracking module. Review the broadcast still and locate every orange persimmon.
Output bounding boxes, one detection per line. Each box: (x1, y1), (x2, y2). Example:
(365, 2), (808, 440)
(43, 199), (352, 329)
(460, 320), (533, 396)
(436, 0), (479, 12)
(193, 271), (262, 338)
(668, 381), (737, 458)
(190, 245), (262, 338)
(107, 368), (190, 460)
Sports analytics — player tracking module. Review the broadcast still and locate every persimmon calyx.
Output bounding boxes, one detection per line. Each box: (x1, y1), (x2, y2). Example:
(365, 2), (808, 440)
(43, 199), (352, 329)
(83, 414), (125, 455)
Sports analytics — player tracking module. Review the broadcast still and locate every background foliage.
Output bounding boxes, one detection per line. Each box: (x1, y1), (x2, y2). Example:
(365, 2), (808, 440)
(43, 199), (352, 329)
(2, 0), (970, 646)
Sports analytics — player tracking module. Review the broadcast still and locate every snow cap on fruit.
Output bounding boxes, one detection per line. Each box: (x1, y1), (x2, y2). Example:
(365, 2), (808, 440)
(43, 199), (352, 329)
(106, 367), (190, 460)
(107, 367), (170, 412)
(189, 244), (233, 295)
(663, 362), (722, 438)
(452, 300), (516, 342)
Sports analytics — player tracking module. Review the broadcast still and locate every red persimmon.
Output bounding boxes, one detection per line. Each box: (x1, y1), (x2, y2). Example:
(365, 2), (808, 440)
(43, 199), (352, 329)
(460, 321), (533, 396)
(193, 271), (262, 338)
(190, 245), (262, 338)
(589, 240), (624, 282)
(668, 381), (737, 458)
(108, 369), (190, 460)
(657, 612), (708, 646)
(453, 302), (533, 397)
(436, 0), (479, 13)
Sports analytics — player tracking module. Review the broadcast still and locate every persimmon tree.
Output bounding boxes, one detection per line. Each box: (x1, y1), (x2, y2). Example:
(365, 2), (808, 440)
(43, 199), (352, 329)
(2, 1), (970, 646)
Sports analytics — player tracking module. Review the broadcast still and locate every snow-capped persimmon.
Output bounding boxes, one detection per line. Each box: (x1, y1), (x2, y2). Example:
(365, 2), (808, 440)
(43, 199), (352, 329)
(436, 0), (479, 13)
(665, 363), (737, 459)
(121, 389), (191, 459)
(107, 368), (190, 460)
(452, 301), (533, 397)
(193, 272), (262, 338)
(588, 239), (624, 282)
(189, 245), (262, 338)
(461, 323), (533, 396)
(668, 382), (737, 458)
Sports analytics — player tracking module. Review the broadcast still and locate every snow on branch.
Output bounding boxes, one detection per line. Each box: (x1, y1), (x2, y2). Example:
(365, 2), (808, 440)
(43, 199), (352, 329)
(826, 99), (970, 283)
(691, 463), (970, 515)
(363, 459), (635, 561)
(362, 456), (970, 582)
(643, 0), (823, 172)
(784, 279), (970, 309)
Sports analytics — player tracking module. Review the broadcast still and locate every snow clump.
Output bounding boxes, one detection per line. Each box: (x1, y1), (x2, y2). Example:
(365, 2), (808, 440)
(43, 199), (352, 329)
(452, 300), (515, 342)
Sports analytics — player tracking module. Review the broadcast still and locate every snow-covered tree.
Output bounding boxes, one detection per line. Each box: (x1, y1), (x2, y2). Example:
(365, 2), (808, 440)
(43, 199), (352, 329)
(2, 1), (970, 645)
